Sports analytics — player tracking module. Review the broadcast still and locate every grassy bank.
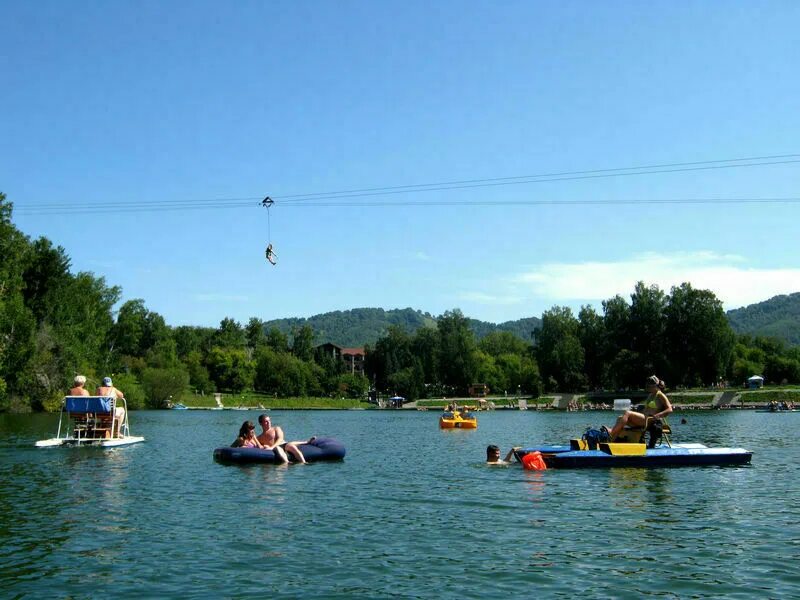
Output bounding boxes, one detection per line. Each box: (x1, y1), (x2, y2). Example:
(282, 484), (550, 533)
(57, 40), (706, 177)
(181, 391), (372, 410)
(739, 390), (800, 403)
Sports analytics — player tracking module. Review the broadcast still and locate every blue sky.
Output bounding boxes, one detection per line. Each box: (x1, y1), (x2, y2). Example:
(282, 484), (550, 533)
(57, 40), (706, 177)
(2, 1), (799, 327)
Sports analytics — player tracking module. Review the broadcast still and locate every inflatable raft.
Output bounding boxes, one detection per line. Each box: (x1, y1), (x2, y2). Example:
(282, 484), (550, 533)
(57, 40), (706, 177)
(213, 436), (346, 465)
(517, 442), (752, 469)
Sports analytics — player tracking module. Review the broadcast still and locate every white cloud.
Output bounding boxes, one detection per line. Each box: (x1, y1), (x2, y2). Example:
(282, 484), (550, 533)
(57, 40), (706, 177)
(510, 251), (800, 309)
(414, 251), (430, 261)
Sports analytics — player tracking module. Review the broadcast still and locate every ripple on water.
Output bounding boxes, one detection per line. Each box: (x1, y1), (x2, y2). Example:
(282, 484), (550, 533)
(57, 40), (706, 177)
(1, 410), (798, 598)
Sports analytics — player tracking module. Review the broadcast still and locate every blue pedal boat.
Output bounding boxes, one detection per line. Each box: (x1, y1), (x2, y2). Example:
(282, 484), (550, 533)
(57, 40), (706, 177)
(517, 442), (752, 469)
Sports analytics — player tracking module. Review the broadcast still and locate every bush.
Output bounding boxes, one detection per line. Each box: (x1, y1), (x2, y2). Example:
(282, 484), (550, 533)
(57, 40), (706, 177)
(141, 367), (189, 409)
(112, 373), (146, 410)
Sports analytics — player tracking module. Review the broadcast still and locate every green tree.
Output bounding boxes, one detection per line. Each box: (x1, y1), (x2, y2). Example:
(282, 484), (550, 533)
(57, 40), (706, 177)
(437, 309), (477, 394)
(578, 305), (605, 389)
(411, 326), (440, 389)
(206, 347), (254, 393)
(292, 325), (315, 361)
(664, 283), (734, 386)
(141, 367), (190, 409)
(184, 350), (215, 394)
(112, 373), (146, 410)
(246, 317), (266, 349)
(478, 331), (530, 357)
(266, 327), (289, 353)
(214, 317), (246, 349)
(534, 306), (585, 392)
(628, 281), (667, 375)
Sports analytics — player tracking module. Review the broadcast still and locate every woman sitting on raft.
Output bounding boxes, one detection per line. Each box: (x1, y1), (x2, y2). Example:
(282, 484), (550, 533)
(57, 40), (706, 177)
(231, 421), (268, 449)
(607, 375), (672, 440)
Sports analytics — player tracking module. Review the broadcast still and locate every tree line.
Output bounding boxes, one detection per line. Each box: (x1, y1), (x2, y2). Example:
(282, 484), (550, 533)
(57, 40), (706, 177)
(1, 191), (798, 411)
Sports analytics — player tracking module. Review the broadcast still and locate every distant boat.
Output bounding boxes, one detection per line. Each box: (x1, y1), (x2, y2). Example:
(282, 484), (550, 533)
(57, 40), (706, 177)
(171, 403), (188, 410)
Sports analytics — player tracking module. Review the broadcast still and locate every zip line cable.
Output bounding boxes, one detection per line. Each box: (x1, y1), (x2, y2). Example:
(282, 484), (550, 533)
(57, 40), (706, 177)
(15, 197), (800, 215)
(274, 152), (800, 202)
(12, 153), (800, 215)
(275, 158), (800, 204)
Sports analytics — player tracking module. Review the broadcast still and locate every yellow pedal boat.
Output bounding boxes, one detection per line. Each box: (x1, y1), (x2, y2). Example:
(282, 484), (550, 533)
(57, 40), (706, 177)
(439, 410), (477, 429)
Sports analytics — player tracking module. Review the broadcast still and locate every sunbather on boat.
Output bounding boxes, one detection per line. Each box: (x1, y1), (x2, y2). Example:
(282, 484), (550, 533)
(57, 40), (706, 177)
(69, 375), (90, 396)
(607, 375), (672, 440)
(95, 377), (126, 437)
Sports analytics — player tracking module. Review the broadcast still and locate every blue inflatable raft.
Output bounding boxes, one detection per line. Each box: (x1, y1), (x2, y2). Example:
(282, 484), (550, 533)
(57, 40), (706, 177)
(213, 436), (346, 465)
(517, 442), (752, 469)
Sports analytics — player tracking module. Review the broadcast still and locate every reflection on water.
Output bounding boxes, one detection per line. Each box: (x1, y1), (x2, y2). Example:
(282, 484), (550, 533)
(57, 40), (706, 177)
(0, 410), (798, 598)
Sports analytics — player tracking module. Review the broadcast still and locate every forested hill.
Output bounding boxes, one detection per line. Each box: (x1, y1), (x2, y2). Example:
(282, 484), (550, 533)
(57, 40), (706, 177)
(263, 308), (542, 347)
(727, 293), (800, 346)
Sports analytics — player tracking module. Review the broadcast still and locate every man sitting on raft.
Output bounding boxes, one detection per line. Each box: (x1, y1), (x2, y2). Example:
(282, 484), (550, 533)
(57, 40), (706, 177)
(257, 414), (309, 464)
(606, 375), (672, 441)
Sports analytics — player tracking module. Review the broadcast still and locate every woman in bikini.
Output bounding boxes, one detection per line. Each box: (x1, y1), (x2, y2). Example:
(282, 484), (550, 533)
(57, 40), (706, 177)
(607, 375), (672, 440)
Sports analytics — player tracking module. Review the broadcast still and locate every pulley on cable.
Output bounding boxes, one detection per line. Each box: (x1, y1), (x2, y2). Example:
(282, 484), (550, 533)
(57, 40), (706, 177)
(261, 196), (277, 266)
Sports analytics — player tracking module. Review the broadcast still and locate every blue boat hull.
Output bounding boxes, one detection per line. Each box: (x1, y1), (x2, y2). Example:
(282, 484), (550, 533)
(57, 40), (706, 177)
(519, 444), (752, 469)
(213, 436), (346, 464)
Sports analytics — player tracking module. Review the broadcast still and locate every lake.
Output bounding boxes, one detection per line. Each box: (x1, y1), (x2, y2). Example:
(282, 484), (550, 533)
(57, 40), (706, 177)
(1, 409), (798, 599)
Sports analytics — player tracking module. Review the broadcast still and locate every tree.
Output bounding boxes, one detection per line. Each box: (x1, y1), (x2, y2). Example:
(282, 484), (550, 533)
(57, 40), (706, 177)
(184, 350), (215, 394)
(141, 367), (190, 409)
(478, 331), (530, 357)
(664, 283), (734, 386)
(265, 327), (289, 353)
(246, 317), (266, 349)
(534, 306), (585, 392)
(206, 347), (254, 393)
(628, 282), (667, 376)
(411, 326), (440, 389)
(292, 325), (315, 361)
(437, 309), (478, 394)
(578, 305), (605, 389)
(214, 317), (246, 349)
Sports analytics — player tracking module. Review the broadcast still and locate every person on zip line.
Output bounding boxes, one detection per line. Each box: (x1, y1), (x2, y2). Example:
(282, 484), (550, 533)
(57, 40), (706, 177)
(265, 243), (277, 265)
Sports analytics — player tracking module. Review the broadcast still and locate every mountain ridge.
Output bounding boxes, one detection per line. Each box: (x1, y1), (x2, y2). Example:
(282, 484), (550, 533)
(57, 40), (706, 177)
(262, 292), (800, 348)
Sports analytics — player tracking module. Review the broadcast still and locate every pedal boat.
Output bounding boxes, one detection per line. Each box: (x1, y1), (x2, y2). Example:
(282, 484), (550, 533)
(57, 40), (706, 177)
(516, 424), (751, 469)
(35, 396), (145, 447)
(439, 410), (477, 429)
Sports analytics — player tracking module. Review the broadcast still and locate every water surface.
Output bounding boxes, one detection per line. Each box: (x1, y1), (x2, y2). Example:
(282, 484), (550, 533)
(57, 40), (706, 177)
(1, 409), (797, 598)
